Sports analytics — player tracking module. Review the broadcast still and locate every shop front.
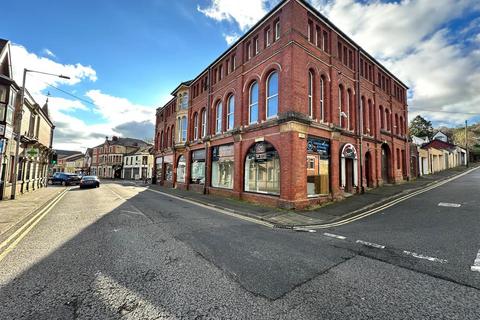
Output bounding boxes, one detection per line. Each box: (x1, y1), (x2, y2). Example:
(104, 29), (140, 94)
(211, 144), (234, 189)
(190, 149), (206, 185)
(164, 154), (174, 186)
(244, 142), (280, 195)
(306, 137), (330, 197)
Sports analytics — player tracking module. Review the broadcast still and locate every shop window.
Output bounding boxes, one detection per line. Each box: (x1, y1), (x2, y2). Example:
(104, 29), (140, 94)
(191, 150), (206, 184)
(266, 71), (279, 118)
(212, 144), (234, 189)
(165, 157), (173, 182)
(307, 138), (330, 196)
(249, 81), (259, 124)
(244, 142), (280, 195)
(176, 155), (186, 183)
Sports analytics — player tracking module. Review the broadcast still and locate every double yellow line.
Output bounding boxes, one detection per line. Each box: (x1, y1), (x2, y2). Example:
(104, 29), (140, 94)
(0, 188), (69, 263)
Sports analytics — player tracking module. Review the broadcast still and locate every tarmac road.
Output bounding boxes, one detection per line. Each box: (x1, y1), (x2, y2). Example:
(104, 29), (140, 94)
(0, 171), (479, 319)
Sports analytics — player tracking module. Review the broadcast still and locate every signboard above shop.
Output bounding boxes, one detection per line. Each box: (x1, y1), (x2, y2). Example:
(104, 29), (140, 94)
(307, 138), (330, 158)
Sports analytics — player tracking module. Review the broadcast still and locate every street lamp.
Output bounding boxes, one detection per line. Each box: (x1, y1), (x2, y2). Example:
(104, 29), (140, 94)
(10, 68), (70, 199)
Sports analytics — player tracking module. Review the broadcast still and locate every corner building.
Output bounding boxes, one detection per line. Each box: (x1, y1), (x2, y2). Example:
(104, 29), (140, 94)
(154, 0), (409, 209)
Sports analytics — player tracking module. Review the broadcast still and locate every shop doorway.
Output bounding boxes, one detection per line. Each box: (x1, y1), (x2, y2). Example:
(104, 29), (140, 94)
(340, 143), (358, 193)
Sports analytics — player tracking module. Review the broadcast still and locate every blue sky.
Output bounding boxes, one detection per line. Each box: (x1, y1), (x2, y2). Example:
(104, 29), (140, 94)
(1, 0), (479, 150)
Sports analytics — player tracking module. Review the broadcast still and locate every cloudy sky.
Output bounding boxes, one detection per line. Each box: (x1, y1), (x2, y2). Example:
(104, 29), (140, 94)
(2, 0), (479, 151)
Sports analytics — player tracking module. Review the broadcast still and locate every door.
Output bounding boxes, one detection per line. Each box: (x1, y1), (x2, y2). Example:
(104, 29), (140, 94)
(345, 158), (354, 193)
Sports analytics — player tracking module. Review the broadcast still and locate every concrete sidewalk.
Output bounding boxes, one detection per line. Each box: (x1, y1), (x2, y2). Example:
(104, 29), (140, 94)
(0, 186), (66, 240)
(146, 164), (479, 227)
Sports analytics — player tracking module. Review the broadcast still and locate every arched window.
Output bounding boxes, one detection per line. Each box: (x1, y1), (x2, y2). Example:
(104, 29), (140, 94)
(181, 116), (187, 141)
(386, 109), (391, 131)
(362, 96), (368, 134)
(338, 85), (345, 128)
(249, 81), (259, 124)
(171, 126), (175, 146)
(369, 100), (374, 135)
(193, 113), (199, 140)
(308, 71), (314, 118)
(395, 114), (399, 135)
(176, 155), (186, 183)
(379, 105), (384, 129)
(345, 89), (352, 130)
(347, 89), (354, 131)
(166, 128), (170, 147)
(160, 131), (164, 149)
(201, 108), (207, 138)
(244, 142), (280, 195)
(227, 95), (234, 130)
(215, 101), (222, 133)
(320, 75), (326, 122)
(266, 72), (279, 118)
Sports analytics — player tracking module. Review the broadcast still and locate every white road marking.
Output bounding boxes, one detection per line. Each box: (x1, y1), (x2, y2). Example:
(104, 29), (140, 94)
(403, 250), (448, 264)
(438, 202), (461, 208)
(107, 185), (153, 222)
(471, 249), (480, 272)
(294, 228), (317, 233)
(356, 240), (385, 249)
(301, 166), (480, 229)
(323, 233), (346, 240)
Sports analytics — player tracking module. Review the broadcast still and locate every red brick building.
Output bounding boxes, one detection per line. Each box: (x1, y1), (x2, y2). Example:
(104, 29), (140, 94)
(153, 0), (409, 209)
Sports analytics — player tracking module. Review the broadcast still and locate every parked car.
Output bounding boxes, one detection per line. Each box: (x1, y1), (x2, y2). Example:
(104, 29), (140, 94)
(48, 172), (81, 186)
(79, 176), (100, 189)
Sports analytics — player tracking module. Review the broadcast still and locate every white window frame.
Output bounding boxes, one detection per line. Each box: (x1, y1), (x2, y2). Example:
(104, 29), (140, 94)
(266, 28), (271, 46)
(275, 21), (280, 40)
(247, 43), (252, 60)
(255, 38), (259, 54)
(308, 71), (313, 118)
(266, 72), (279, 119)
(320, 76), (325, 122)
(338, 86), (343, 126)
(193, 113), (199, 140)
(201, 109), (207, 137)
(308, 23), (312, 42)
(227, 95), (234, 131)
(215, 102), (222, 134)
(181, 116), (187, 142)
(346, 90), (351, 131)
(249, 82), (259, 124)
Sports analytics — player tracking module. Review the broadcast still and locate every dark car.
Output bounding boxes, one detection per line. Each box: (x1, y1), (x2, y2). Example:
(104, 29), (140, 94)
(48, 172), (81, 186)
(79, 176), (100, 189)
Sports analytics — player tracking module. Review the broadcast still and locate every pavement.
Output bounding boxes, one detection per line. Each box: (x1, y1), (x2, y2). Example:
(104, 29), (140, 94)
(133, 164), (480, 227)
(0, 186), (66, 242)
(0, 176), (478, 319)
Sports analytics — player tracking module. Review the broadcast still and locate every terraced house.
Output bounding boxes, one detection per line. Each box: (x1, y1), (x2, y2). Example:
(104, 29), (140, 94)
(153, 0), (409, 209)
(0, 39), (55, 200)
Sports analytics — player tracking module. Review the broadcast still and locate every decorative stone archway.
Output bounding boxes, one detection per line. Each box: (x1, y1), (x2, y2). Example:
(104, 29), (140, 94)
(340, 143), (358, 192)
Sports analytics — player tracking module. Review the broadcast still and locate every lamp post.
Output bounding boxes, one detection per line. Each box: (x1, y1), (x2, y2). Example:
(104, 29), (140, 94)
(10, 68), (70, 199)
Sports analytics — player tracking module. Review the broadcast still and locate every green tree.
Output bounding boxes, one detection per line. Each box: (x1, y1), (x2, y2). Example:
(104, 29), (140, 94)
(409, 115), (434, 138)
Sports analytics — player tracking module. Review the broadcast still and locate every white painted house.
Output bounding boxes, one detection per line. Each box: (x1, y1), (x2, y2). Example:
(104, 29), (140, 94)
(122, 147), (154, 180)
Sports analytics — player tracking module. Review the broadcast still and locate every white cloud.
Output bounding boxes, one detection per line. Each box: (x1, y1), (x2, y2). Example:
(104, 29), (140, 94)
(9, 43), (156, 151)
(198, 0), (269, 31)
(10, 44), (97, 97)
(224, 33), (240, 45)
(42, 48), (56, 58)
(86, 90), (155, 126)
